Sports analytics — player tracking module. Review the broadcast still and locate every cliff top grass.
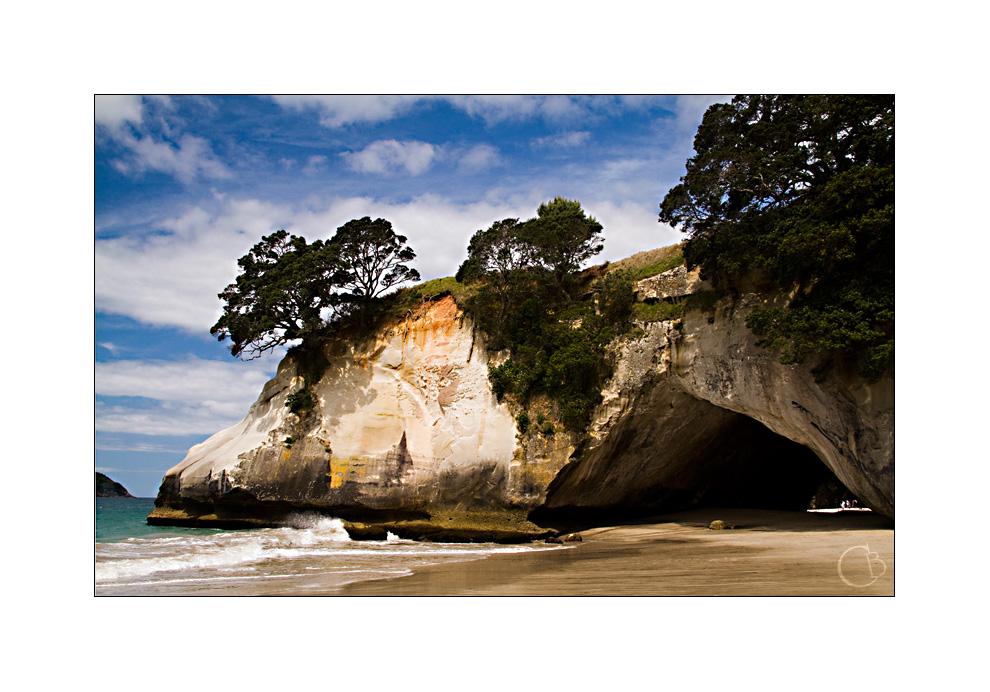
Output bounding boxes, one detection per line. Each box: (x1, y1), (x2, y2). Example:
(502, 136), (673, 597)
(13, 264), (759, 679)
(390, 275), (479, 313)
(605, 243), (685, 281)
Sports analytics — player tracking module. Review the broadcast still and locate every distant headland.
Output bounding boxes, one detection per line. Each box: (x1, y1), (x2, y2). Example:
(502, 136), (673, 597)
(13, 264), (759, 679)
(96, 472), (133, 498)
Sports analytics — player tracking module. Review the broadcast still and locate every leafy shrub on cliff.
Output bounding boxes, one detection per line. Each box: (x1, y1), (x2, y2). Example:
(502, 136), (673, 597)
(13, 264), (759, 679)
(482, 289), (616, 429)
(631, 300), (684, 324)
(462, 199), (617, 429)
(598, 269), (635, 328)
(285, 390), (314, 414)
(659, 95), (894, 380)
(515, 411), (530, 434)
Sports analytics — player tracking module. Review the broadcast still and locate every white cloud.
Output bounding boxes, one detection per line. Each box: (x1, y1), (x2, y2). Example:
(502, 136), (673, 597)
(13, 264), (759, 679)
(95, 197), (296, 332)
(96, 95), (231, 184)
(445, 95), (587, 125)
(97, 400), (247, 436)
(96, 355), (282, 436)
(95, 95), (144, 130)
(113, 132), (231, 184)
(532, 130), (591, 149)
(365, 194), (538, 280)
(341, 139), (438, 175)
(581, 199), (683, 264)
(458, 144), (501, 171)
(271, 95), (422, 127)
(95, 188), (684, 336)
(302, 154), (327, 175)
(97, 192), (539, 326)
(673, 94), (733, 133)
(96, 356), (275, 402)
(271, 95), (617, 128)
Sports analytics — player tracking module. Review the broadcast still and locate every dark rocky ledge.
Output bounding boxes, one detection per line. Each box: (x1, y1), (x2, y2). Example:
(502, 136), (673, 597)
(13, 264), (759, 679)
(148, 499), (554, 543)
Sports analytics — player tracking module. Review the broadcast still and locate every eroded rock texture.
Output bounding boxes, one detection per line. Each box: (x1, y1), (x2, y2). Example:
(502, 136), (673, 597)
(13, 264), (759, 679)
(151, 297), (572, 532)
(540, 292), (893, 522)
(151, 278), (893, 536)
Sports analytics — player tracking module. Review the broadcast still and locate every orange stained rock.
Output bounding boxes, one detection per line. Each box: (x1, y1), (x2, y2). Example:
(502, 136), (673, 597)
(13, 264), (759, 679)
(406, 296), (462, 351)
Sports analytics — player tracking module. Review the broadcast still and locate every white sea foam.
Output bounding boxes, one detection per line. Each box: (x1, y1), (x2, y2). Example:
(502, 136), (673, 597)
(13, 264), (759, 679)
(96, 515), (352, 582)
(96, 539), (267, 581)
(95, 513), (568, 593)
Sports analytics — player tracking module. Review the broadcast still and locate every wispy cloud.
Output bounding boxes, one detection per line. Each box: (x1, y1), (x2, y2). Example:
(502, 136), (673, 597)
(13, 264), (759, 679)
(272, 95), (422, 128)
(532, 131), (591, 149)
(95, 95), (144, 130)
(96, 95), (231, 184)
(96, 400), (250, 436)
(96, 357), (275, 401)
(302, 154), (327, 175)
(96, 187), (681, 338)
(96, 355), (282, 436)
(111, 132), (231, 184)
(271, 95), (631, 129)
(95, 197), (296, 332)
(341, 139), (438, 175)
(673, 95), (733, 132)
(443, 95), (589, 125)
(458, 144), (502, 171)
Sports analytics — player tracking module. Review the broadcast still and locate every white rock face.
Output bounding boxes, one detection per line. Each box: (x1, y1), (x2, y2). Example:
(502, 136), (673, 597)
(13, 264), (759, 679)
(549, 290), (894, 517)
(156, 297), (555, 513)
(155, 287), (894, 524)
(669, 292), (894, 515)
(634, 265), (705, 302)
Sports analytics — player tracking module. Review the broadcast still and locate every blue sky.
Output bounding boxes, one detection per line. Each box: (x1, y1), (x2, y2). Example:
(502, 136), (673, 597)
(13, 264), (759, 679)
(94, 94), (731, 497)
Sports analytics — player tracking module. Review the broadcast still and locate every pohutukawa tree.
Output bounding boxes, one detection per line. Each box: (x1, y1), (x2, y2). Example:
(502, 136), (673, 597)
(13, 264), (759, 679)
(211, 230), (344, 359)
(659, 94), (894, 379)
(211, 217), (420, 359)
(331, 217), (421, 302)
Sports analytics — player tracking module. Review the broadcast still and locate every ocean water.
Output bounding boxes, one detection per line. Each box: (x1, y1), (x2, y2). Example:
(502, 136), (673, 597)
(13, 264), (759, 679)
(95, 497), (563, 596)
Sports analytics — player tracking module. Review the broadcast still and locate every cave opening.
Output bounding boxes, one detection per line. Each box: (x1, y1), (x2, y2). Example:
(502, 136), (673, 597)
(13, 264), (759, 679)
(532, 390), (859, 529)
(693, 415), (857, 511)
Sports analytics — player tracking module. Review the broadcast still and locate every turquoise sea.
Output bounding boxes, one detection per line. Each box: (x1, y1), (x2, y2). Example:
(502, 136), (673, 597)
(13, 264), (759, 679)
(95, 497), (563, 596)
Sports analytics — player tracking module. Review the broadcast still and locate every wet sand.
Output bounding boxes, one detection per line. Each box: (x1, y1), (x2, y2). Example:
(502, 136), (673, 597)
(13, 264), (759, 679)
(337, 508), (894, 596)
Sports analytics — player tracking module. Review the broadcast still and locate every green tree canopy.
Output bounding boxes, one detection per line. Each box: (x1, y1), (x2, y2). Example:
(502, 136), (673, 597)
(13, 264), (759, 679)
(522, 196), (604, 297)
(331, 217), (421, 301)
(210, 230), (343, 359)
(455, 218), (534, 345)
(456, 217), (532, 284)
(455, 199), (612, 428)
(659, 95), (894, 379)
(211, 217), (420, 359)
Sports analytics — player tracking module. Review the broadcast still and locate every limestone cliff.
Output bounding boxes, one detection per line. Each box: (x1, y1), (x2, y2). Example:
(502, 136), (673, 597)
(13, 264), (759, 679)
(150, 296), (573, 537)
(540, 288), (893, 522)
(150, 274), (893, 537)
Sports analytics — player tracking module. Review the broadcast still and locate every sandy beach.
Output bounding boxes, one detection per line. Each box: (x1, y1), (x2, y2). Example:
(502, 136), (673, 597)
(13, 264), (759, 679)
(337, 508), (894, 596)
(101, 507), (893, 596)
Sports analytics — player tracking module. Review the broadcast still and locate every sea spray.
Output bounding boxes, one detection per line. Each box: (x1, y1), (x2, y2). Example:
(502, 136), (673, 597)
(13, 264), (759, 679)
(96, 503), (570, 595)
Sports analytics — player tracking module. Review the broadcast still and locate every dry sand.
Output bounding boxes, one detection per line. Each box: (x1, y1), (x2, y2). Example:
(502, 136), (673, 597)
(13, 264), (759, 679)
(337, 508), (894, 596)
